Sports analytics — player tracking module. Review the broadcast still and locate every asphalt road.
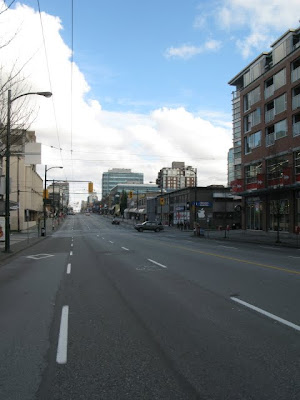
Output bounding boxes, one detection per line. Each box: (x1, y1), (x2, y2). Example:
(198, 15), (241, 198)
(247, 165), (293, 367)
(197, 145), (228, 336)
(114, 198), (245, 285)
(1, 214), (300, 399)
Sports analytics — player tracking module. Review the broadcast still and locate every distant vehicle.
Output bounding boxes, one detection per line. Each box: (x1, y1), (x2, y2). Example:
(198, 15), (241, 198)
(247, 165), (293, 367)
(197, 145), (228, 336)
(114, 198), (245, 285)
(112, 219), (120, 225)
(134, 221), (164, 232)
(85, 212), (90, 216)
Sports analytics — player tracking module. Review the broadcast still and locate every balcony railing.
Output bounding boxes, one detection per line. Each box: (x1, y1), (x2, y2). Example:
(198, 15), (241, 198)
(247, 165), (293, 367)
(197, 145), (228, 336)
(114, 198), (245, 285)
(292, 94), (300, 110)
(265, 108), (275, 123)
(265, 85), (274, 99)
(291, 66), (300, 83)
(293, 122), (300, 136)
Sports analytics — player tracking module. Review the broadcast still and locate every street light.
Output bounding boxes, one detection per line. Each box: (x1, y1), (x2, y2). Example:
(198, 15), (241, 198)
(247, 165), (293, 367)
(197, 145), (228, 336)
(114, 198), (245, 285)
(43, 165), (63, 236)
(5, 90), (52, 252)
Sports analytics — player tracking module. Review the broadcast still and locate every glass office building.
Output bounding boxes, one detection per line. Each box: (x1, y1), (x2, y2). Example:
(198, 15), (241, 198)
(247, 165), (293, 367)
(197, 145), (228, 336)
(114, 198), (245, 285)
(102, 168), (144, 197)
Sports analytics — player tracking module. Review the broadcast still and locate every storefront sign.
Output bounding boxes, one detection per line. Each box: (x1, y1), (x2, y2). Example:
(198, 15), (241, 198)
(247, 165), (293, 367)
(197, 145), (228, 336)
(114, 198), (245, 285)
(191, 201), (212, 207)
(257, 174), (265, 189)
(231, 179), (243, 193)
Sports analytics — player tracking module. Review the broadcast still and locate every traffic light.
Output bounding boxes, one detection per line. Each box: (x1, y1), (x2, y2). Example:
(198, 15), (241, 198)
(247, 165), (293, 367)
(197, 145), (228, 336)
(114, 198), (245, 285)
(129, 191), (133, 199)
(88, 182), (93, 193)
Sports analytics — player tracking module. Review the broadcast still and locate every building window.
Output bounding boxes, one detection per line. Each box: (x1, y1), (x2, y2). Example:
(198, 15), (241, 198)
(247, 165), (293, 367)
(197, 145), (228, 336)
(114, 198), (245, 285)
(269, 199), (289, 231)
(291, 57), (300, 83)
(246, 200), (262, 230)
(245, 162), (262, 185)
(266, 119), (287, 146)
(293, 113), (300, 137)
(292, 85), (300, 110)
(295, 151), (300, 179)
(264, 68), (286, 99)
(234, 164), (242, 179)
(265, 93), (286, 123)
(266, 155), (289, 184)
(244, 108), (261, 132)
(244, 131), (261, 154)
(244, 86), (261, 112)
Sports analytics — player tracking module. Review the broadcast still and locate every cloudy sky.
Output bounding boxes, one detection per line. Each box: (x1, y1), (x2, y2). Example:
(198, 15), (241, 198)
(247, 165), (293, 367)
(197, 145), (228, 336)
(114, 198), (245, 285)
(1, 0), (300, 208)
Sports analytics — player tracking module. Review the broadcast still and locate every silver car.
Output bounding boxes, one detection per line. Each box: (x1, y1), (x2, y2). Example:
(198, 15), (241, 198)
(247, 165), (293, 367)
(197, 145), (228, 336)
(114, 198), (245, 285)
(134, 221), (164, 232)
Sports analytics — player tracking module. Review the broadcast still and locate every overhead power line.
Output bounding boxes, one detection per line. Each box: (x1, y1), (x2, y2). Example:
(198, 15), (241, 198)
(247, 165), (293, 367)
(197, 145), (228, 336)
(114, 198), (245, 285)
(36, 0), (66, 178)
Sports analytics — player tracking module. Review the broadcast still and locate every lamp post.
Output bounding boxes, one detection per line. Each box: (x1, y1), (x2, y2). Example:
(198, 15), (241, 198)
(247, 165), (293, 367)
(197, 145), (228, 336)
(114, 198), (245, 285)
(5, 90), (52, 252)
(43, 166), (63, 236)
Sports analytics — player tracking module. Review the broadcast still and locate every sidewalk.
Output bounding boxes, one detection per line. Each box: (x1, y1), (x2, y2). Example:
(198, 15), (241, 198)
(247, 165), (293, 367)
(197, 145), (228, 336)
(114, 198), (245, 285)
(0, 217), (65, 264)
(169, 225), (300, 248)
(99, 215), (300, 248)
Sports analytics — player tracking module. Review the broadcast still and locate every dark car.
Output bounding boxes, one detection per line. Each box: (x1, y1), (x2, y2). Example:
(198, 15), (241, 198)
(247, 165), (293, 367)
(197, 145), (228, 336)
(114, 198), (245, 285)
(134, 221), (164, 232)
(112, 219), (120, 225)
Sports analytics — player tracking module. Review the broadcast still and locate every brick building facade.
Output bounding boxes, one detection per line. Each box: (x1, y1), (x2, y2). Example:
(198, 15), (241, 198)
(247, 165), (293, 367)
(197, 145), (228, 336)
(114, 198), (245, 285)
(229, 27), (300, 233)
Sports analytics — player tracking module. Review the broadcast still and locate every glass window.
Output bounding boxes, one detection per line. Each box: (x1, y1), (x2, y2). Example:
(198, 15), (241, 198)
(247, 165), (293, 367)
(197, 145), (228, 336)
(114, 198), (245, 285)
(266, 155), (289, 182)
(273, 41), (286, 65)
(275, 119), (287, 139)
(274, 68), (286, 90)
(274, 93), (286, 114)
(244, 86), (261, 112)
(245, 162), (262, 184)
(269, 199), (289, 231)
(266, 119), (287, 146)
(244, 131), (261, 154)
(295, 151), (300, 176)
(244, 108), (261, 132)
(244, 70), (251, 87)
(246, 200), (262, 230)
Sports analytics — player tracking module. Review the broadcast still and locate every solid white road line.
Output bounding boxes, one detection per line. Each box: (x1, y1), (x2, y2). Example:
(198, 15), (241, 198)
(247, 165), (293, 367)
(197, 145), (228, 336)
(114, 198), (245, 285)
(148, 259), (167, 269)
(231, 297), (300, 332)
(122, 247), (129, 251)
(56, 305), (69, 364)
(70, 251), (73, 256)
(67, 263), (71, 274)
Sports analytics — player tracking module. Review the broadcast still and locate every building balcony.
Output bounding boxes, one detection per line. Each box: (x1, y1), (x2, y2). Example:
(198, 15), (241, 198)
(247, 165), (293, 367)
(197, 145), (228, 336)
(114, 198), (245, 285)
(292, 94), (300, 110)
(291, 66), (300, 83)
(264, 85), (274, 99)
(265, 108), (275, 123)
(293, 122), (300, 136)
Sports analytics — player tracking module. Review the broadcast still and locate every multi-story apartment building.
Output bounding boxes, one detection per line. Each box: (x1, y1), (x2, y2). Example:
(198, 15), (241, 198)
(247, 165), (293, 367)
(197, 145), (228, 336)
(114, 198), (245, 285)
(47, 181), (70, 215)
(102, 168), (143, 198)
(229, 27), (300, 233)
(156, 162), (197, 191)
(1, 130), (44, 231)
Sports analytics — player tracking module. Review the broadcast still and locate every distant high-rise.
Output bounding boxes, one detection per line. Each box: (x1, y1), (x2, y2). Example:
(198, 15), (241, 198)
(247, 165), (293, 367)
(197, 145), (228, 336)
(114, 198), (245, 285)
(156, 162), (196, 190)
(102, 168), (144, 197)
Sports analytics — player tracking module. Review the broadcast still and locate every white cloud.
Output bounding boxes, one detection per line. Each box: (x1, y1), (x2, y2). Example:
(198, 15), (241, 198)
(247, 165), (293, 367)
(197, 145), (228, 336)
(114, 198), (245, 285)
(216, 0), (300, 57)
(0, 2), (232, 205)
(164, 39), (222, 59)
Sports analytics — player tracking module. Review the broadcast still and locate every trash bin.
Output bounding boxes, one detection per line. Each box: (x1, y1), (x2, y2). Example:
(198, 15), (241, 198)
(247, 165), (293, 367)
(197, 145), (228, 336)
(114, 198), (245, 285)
(41, 227), (45, 237)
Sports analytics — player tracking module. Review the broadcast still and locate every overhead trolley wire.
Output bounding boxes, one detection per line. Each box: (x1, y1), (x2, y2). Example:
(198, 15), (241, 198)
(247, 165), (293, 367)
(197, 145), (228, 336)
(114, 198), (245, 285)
(70, 0), (74, 180)
(36, 0), (66, 179)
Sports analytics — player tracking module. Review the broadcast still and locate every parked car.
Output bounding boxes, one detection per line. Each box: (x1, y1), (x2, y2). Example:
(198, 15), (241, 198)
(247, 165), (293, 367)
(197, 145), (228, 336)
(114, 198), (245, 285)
(112, 219), (120, 225)
(134, 221), (164, 232)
